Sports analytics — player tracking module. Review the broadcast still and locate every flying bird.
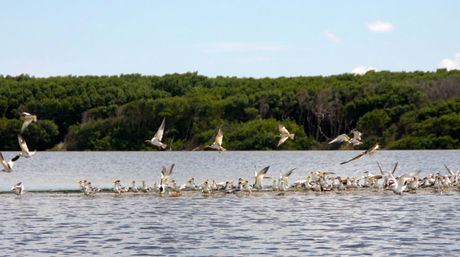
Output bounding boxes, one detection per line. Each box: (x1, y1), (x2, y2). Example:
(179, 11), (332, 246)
(159, 163), (175, 193)
(20, 112), (37, 133)
(11, 182), (24, 195)
(145, 118), (167, 149)
(205, 127), (226, 152)
(17, 134), (36, 158)
(340, 142), (379, 165)
(329, 129), (362, 146)
(276, 124), (295, 147)
(0, 152), (21, 173)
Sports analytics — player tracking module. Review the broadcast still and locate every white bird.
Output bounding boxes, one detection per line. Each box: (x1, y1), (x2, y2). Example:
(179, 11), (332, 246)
(205, 127), (226, 152)
(0, 152), (21, 173)
(159, 163), (175, 193)
(145, 118), (167, 149)
(11, 182), (24, 195)
(377, 162), (398, 187)
(389, 170), (421, 195)
(279, 168), (295, 191)
(20, 112), (37, 133)
(329, 129), (362, 146)
(276, 124), (295, 147)
(253, 166), (270, 189)
(17, 134), (36, 158)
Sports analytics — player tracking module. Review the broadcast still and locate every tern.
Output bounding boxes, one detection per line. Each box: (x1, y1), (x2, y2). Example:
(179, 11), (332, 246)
(145, 118), (167, 149)
(276, 124), (295, 147)
(340, 142), (379, 165)
(159, 163), (175, 193)
(11, 182), (24, 195)
(20, 112), (37, 133)
(17, 134), (36, 158)
(205, 127), (226, 152)
(0, 152), (21, 173)
(253, 166), (270, 189)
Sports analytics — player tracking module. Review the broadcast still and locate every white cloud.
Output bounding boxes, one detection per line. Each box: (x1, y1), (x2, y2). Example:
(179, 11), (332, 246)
(201, 42), (285, 53)
(367, 21), (394, 32)
(439, 53), (460, 71)
(351, 66), (376, 75)
(324, 30), (341, 42)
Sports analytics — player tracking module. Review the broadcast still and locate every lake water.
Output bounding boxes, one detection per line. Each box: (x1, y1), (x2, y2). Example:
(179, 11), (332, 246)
(1, 151), (459, 256)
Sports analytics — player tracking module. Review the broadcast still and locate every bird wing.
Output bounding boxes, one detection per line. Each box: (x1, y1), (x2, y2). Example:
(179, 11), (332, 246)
(277, 136), (289, 146)
(161, 166), (167, 179)
(444, 164), (455, 176)
(282, 168), (295, 178)
(390, 162), (398, 175)
(278, 124), (289, 134)
(340, 151), (366, 165)
(21, 119), (33, 134)
(329, 134), (349, 144)
(215, 127), (224, 146)
(167, 163), (175, 176)
(351, 129), (362, 140)
(18, 134), (30, 154)
(0, 152), (9, 170)
(367, 142), (379, 155)
(154, 118), (166, 141)
(8, 154), (21, 169)
(377, 162), (385, 175)
(257, 166), (270, 177)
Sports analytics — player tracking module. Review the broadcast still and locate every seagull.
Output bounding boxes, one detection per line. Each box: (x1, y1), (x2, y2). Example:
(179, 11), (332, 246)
(17, 134), (36, 158)
(276, 124), (295, 147)
(11, 182), (24, 195)
(145, 117), (167, 149)
(0, 152), (21, 173)
(20, 112), (37, 133)
(205, 127), (226, 152)
(253, 166), (270, 189)
(279, 168), (295, 191)
(340, 142), (379, 165)
(159, 163), (175, 193)
(329, 129), (362, 146)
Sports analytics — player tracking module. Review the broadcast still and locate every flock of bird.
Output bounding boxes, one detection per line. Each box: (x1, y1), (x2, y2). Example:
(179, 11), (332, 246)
(3, 114), (459, 197)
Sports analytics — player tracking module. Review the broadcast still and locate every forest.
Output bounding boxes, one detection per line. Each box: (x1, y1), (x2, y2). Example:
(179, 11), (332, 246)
(0, 69), (459, 151)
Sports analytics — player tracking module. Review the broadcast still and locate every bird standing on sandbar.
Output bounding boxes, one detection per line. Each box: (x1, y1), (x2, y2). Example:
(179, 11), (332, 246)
(145, 117), (167, 149)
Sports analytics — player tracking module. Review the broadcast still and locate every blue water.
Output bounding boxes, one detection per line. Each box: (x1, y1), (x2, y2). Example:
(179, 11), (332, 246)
(0, 151), (459, 256)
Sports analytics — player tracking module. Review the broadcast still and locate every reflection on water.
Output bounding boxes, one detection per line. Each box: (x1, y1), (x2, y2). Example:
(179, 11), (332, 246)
(0, 151), (459, 255)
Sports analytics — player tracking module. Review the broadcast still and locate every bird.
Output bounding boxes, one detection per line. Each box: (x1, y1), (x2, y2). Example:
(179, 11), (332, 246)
(205, 127), (226, 152)
(17, 134), (36, 158)
(377, 162), (398, 187)
(340, 142), (379, 165)
(159, 163), (175, 193)
(276, 124), (295, 147)
(11, 182), (24, 195)
(145, 117), (167, 149)
(128, 181), (139, 192)
(20, 112), (37, 133)
(253, 166), (270, 189)
(389, 170), (421, 195)
(0, 152), (21, 173)
(329, 129), (362, 146)
(279, 168), (295, 191)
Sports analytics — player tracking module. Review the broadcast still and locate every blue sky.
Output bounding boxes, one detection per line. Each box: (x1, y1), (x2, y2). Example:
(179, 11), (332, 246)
(1, 0), (459, 78)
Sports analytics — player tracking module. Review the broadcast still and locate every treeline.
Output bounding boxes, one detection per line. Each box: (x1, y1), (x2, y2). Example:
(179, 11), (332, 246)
(0, 70), (459, 151)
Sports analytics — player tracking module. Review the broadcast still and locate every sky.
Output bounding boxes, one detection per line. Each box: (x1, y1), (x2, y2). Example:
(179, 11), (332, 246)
(1, 0), (459, 78)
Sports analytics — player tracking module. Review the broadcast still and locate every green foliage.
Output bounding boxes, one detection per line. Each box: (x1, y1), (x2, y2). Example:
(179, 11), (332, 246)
(0, 70), (459, 150)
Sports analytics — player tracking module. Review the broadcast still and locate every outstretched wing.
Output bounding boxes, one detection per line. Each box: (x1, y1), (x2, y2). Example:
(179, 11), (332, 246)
(277, 136), (289, 147)
(444, 164), (455, 176)
(154, 118), (166, 141)
(215, 127), (224, 145)
(257, 166), (270, 176)
(18, 134), (30, 153)
(278, 124), (289, 134)
(282, 168), (295, 178)
(329, 134), (349, 144)
(0, 152), (9, 170)
(340, 152), (366, 165)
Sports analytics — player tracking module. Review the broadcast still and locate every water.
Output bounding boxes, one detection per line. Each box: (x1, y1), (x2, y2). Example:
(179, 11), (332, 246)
(1, 151), (459, 256)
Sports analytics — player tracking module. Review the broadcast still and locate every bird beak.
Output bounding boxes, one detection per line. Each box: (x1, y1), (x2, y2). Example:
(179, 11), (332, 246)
(204, 145), (209, 148)
(144, 139), (150, 143)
